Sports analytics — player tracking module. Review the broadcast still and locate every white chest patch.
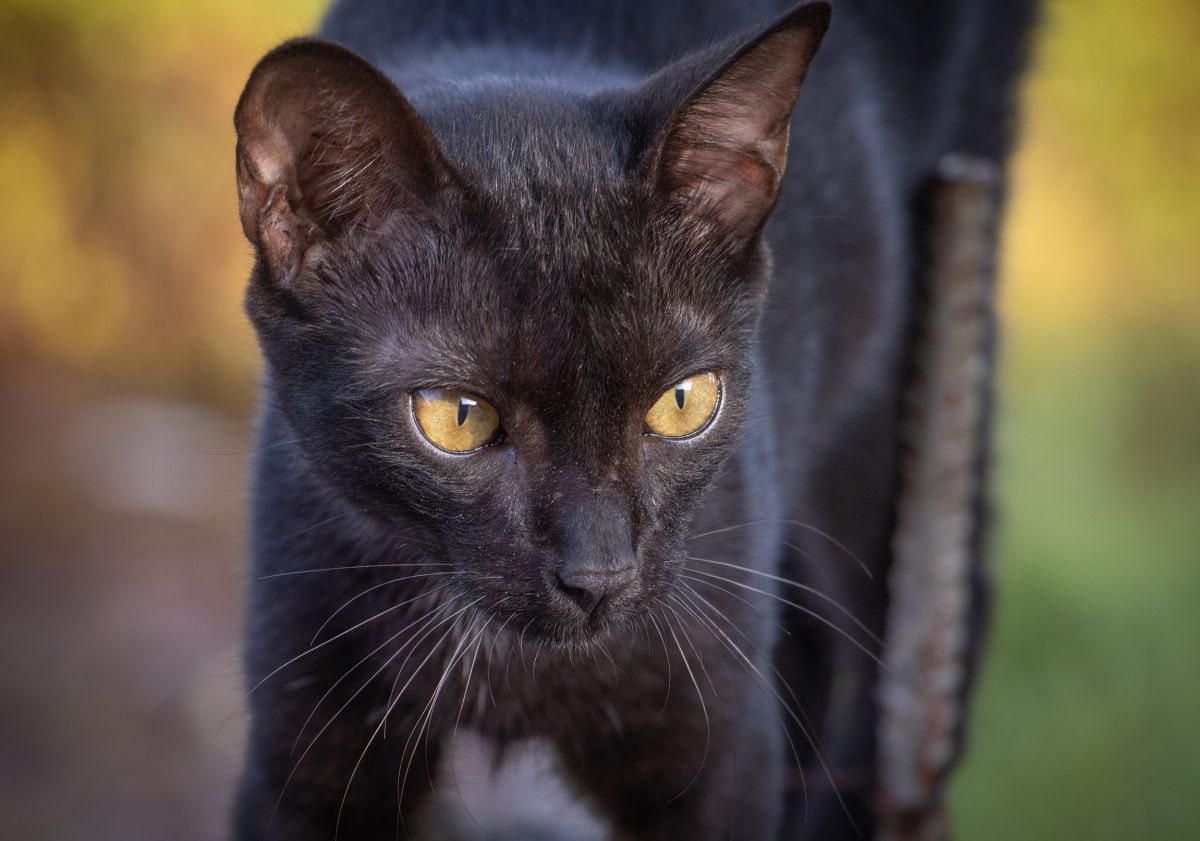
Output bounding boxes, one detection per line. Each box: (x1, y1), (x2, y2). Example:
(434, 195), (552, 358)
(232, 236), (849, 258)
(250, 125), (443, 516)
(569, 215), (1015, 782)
(413, 729), (612, 841)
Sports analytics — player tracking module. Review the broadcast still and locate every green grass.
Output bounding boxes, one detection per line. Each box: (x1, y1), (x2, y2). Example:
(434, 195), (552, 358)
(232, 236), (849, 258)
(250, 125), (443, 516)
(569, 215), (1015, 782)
(952, 340), (1200, 839)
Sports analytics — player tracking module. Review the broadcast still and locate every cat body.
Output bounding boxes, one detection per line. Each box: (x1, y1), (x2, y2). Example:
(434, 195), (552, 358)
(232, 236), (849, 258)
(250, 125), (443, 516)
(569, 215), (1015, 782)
(232, 1), (1034, 838)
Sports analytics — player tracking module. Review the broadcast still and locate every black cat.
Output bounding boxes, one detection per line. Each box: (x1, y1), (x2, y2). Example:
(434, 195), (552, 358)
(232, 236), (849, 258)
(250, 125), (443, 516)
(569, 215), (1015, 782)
(231, 1), (1034, 838)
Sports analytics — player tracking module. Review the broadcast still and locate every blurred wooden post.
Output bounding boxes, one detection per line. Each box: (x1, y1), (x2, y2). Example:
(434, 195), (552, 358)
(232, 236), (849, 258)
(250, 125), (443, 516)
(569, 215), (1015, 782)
(877, 155), (1001, 841)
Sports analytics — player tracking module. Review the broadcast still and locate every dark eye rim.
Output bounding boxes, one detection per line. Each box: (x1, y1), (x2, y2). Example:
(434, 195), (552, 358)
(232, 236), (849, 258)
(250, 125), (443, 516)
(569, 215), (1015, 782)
(643, 372), (723, 441)
(409, 388), (505, 455)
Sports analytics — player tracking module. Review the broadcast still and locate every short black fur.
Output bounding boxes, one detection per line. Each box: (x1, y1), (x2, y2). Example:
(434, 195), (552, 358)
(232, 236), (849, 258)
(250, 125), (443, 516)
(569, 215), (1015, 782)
(232, 1), (1034, 839)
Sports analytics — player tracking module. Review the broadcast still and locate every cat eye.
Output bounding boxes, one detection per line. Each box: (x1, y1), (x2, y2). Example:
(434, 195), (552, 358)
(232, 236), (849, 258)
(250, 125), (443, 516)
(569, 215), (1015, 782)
(644, 372), (721, 439)
(412, 388), (502, 453)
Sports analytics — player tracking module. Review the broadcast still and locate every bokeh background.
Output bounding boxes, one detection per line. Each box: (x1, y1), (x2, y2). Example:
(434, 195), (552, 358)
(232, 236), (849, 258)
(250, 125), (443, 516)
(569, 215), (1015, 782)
(1, 0), (1196, 838)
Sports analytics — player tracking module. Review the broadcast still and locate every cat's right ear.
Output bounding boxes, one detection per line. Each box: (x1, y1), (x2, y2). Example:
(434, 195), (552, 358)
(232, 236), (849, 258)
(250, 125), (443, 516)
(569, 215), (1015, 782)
(234, 39), (459, 285)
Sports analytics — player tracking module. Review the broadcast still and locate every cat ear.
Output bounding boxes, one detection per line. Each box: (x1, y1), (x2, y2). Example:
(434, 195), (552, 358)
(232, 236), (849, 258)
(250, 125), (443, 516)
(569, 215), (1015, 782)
(234, 39), (457, 283)
(643, 2), (830, 241)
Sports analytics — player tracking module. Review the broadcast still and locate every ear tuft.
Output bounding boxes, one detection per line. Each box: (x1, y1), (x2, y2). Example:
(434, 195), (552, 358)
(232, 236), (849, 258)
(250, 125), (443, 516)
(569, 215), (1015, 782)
(234, 39), (455, 283)
(649, 2), (831, 242)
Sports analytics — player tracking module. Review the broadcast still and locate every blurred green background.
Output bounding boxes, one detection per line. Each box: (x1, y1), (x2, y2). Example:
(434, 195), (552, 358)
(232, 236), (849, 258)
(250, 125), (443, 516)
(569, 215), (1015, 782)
(0, 0), (1196, 838)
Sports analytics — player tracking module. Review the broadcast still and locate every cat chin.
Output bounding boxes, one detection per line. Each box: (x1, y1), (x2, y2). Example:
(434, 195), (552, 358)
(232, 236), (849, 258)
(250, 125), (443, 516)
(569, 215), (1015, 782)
(485, 603), (645, 654)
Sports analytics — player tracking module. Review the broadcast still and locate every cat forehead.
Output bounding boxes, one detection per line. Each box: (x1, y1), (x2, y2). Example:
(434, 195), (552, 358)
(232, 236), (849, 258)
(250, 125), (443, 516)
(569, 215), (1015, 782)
(416, 81), (634, 196)
(367, 260), (742, 399)
(336, 80), (752, 383)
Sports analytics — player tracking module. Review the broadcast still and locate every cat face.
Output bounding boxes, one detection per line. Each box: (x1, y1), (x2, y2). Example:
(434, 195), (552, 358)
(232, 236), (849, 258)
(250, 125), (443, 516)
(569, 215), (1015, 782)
(236, 5), (829, 644)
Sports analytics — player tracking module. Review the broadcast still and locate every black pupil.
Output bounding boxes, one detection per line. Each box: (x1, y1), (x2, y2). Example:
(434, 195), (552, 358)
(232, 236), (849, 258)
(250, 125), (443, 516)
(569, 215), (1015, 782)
(456, 399), (469, 426)
(675, 386), (686, 410)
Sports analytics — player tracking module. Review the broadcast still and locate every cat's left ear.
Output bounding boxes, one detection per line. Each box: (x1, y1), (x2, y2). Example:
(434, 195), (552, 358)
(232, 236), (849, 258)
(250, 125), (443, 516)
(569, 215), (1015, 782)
(640, 2), (831, 242)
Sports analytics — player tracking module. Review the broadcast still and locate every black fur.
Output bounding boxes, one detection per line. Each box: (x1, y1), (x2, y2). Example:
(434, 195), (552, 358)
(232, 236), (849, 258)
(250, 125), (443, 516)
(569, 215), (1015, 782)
(232, 1), (1034, 839)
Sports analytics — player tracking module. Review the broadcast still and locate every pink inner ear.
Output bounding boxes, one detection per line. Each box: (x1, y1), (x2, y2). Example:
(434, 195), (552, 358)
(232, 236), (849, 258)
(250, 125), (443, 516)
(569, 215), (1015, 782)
(664, 104), (791, 238)
(655, 13), (826, 240)
(252, 74), (406, 235)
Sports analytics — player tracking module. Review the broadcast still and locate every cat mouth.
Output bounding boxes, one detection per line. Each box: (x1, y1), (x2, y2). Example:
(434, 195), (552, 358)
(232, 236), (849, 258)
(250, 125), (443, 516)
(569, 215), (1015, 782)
(548, 594), (631, 639)
(487, 587), (640, 649)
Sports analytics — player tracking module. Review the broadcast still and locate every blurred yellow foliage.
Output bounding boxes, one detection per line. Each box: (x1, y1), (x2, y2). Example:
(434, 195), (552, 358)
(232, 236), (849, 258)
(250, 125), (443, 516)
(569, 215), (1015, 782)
(1003, 0), (1200, 343)
(0, 0), (323, 405)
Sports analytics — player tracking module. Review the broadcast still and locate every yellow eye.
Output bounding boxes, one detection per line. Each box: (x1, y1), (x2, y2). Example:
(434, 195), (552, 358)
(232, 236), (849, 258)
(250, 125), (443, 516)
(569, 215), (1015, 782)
(412, 389), (501, 453)
(645, 372), (720, 439)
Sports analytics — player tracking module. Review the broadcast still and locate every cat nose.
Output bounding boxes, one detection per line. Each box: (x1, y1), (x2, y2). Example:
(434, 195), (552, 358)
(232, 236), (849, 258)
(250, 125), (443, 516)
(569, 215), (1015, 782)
(555, 563), (636, 615)
(553, 485), (638, 615)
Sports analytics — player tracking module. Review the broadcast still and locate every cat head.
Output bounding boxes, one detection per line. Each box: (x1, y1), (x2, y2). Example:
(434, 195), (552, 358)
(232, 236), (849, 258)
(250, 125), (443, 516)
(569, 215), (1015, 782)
(235, 2), (830, 645)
